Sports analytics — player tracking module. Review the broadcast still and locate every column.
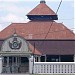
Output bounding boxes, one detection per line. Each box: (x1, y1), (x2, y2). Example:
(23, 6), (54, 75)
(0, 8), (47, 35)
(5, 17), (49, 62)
(12, 57), (14, 73)
(19, 57), (21, 65)
(29, 56), (35, 74)
(7, 57), (9, 66)
(45, 55), (46, 62)
(12, 57), (14, 66)
(17, 57), (20, 66)
(7, 57), (10, 73)
(74, 55), (75, 62)
(38, 56), (41, 62)
(0, 57), (3, 73)
(35, 55), (37, 62)
(15, 57), (18, 73)
(2, 57), (4, 65)
(16, 57), (18, 66)
(59, 55), (61, 62)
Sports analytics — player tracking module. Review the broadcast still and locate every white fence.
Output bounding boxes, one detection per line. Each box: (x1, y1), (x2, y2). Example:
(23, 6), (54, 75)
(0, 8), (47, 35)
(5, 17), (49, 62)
(33, 62), (75, 74)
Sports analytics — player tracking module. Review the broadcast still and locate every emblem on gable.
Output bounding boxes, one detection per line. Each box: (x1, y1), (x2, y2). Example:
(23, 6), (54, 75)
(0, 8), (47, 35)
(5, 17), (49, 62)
(9, 37), (22, 49)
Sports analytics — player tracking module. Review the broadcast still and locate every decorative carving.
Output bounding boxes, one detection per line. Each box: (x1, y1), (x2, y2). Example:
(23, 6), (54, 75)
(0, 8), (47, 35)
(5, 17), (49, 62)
(9, 37), (22, 49)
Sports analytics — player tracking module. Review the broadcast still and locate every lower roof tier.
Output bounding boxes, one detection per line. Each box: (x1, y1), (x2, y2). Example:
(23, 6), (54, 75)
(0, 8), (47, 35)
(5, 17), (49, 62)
(0, 40), (75, 55)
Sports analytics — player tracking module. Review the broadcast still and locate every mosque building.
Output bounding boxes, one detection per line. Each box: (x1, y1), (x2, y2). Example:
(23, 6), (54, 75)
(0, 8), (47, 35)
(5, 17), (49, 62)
(0, 0), (75, 74)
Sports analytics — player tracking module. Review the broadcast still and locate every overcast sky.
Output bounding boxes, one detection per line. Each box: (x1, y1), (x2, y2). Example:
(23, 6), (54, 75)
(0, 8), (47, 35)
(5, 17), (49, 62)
(0, 0), (74, 32)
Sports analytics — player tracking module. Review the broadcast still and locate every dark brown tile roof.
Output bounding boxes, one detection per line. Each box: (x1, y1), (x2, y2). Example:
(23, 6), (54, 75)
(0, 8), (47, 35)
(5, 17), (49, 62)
(29, 43), (42, 55)
(0, 21), (74, 40)
(27, 3), (56, 15)
(0, 39), (75, 55)
(29, 40), (75, 55)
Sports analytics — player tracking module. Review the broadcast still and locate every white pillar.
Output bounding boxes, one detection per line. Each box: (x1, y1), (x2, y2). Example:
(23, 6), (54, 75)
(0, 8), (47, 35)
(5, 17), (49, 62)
(38, 56), (41, 62)
(7, 57), (9, 66)
(45, 55), (46, 62)
(29, 56), (35, 74)
(74, 55), (75, 62)
(0, 57), (3, 73)
(7, 57), (10, 73)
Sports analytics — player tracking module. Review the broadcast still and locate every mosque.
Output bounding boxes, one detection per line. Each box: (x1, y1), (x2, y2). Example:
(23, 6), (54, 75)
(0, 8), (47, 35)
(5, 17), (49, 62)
(0, 0), (75, 74)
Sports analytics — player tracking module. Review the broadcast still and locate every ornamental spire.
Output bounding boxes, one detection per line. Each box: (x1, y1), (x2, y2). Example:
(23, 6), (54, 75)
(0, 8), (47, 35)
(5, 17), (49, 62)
(13, 28), (17, 36)
(40, 0), (46, 3)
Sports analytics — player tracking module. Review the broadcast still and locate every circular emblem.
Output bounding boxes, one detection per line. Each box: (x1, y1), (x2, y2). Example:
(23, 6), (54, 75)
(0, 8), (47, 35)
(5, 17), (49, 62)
(13, 42), (18, 48)
(9, 37), (22, 49)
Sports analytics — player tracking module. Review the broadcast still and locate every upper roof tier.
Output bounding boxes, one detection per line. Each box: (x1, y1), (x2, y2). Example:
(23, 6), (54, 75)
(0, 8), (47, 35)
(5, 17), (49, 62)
(27, 0), (58, 20)
(0, 21), (75, 40)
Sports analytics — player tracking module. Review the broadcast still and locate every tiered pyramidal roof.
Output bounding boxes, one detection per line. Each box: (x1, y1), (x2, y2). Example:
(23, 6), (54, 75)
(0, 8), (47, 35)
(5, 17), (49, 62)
(27, 0), (58, 20)
(0, 0), (75, 55)
(0, 0), (74, 40)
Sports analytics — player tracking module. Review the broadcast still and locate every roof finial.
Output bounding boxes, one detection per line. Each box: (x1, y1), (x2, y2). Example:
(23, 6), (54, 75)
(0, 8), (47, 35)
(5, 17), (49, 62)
(40, 0), (46, 3)
(14, 28), (16, 34)
(13, 28), (17, 36)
